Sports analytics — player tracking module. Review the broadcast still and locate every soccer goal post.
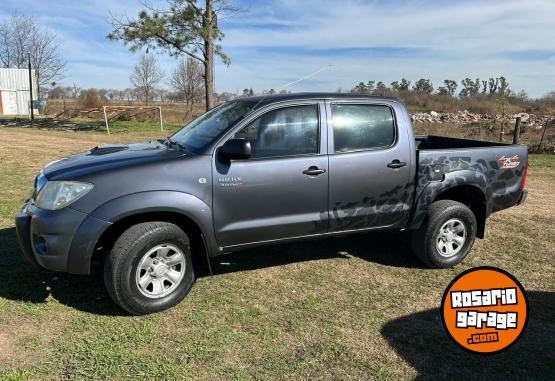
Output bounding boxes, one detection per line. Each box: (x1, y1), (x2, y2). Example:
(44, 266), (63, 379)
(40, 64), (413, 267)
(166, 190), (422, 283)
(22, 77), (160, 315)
(102, 105), (164, 134)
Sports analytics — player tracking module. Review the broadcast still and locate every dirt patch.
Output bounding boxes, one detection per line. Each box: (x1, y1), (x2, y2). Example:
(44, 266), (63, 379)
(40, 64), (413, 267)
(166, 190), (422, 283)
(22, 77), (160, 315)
(0, 332), (14, 361)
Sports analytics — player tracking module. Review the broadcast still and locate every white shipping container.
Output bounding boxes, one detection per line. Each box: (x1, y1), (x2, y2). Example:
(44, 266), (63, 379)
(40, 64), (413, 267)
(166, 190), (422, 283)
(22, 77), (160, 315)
(0, 68), (38, 115)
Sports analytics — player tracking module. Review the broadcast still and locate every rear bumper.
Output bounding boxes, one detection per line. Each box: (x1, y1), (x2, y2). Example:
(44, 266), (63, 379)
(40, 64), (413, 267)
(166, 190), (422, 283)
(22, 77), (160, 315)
(15, 200), (110, 274)
(517, 189), (527, 205)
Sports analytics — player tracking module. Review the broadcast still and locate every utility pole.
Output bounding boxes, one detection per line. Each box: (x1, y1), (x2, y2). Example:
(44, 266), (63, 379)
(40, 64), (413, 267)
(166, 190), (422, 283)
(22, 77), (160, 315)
(28, 53), (34, 122)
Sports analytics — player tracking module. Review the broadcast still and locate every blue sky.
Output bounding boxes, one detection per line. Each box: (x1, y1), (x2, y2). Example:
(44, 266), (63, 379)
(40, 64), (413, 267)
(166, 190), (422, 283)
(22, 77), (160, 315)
(0, 0), (554, 97)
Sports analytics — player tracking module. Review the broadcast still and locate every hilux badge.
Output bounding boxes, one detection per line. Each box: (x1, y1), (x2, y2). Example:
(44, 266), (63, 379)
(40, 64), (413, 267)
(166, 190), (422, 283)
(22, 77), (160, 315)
(218, 177), (243, 187)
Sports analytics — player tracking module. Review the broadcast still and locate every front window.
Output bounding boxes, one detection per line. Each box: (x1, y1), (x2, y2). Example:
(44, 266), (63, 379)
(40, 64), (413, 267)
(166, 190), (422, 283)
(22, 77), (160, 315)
(170, 100), (256, 153)
(233, 104), (319, 159)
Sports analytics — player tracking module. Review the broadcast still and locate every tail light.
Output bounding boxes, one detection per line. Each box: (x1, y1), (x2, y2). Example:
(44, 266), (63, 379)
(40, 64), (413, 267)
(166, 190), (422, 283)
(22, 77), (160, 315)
(519, 162), (528, 190)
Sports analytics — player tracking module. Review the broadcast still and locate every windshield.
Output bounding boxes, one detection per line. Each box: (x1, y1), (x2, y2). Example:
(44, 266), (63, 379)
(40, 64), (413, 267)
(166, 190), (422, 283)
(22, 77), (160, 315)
(170, 100), (256, 153)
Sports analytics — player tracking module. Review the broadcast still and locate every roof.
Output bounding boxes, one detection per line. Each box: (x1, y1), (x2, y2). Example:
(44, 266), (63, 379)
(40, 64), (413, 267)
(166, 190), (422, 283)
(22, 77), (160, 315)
(238, 92), (399, 107)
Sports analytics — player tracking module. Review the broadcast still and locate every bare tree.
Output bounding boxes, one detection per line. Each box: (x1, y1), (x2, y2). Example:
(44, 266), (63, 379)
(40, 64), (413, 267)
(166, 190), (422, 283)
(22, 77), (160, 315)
(169, 57), (204, 117)
(0, 15), (66, 96)
(130, 54), (164, 104)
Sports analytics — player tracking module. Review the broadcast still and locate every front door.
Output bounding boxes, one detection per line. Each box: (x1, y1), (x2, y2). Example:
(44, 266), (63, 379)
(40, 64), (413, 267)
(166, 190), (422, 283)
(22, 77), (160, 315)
(213, 102), (329, 247)
(327, 101), (412, 231)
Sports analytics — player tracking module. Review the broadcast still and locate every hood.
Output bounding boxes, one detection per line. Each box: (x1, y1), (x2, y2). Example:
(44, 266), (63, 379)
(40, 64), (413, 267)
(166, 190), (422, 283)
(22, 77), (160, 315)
(43, 141), (190, 180)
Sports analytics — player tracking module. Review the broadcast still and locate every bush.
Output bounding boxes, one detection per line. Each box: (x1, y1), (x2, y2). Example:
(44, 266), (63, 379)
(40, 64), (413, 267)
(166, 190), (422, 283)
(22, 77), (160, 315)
(78, 89), (107, 108)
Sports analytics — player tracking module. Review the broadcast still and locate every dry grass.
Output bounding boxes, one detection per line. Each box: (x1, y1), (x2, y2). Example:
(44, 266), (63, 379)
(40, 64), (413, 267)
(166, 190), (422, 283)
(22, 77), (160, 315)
(0, 127), (553, 380)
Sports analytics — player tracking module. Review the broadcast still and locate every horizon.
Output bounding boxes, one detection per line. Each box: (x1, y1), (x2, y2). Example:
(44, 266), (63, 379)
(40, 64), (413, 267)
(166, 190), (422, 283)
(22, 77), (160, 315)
(0, 0), (553, 98)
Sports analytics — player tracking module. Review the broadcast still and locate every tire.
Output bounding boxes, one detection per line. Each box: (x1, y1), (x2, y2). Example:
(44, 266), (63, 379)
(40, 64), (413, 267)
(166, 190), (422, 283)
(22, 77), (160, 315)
(411, 200), (477, 268)
(104, 222), (195, 315)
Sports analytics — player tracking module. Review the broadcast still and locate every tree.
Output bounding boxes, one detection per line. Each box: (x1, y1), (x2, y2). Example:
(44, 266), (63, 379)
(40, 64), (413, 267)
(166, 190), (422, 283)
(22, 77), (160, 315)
(130, 54), (164, 104)
(375, 81), (388, 96)
(242, 88), (253, 96)
(399, 78), (411, 91)
(390, 81), (400, 91)
(352, 81), (367, 94)
(488, 78), (499, 95)
(459, 78), (480, 98)
(366, 80), (375, 94)
(498, 76), (509, 96)
(413, 79), (434, 95)
(444, 80), (457, 96)
(47, 86), (67, 99)
(438, 80), (457, 96)
(169, 56), (204, 117)
(0, 14), (66, 96)
(108, 0), (239, 111)
(78, 89), (106, 108)
(481, 80), (488, 94)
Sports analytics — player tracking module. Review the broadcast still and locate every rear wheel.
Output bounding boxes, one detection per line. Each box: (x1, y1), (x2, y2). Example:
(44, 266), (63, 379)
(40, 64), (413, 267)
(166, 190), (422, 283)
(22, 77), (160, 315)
(411, 200), (477, 268)
(104, 222), (195, 315)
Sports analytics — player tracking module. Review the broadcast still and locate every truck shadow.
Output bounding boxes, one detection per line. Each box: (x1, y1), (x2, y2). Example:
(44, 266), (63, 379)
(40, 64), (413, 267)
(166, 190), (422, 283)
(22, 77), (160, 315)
(211, 230), (425, 274)
(0, 226), (423, 315)
(0, 227), (124, 316)
(381, 291), (555, 380)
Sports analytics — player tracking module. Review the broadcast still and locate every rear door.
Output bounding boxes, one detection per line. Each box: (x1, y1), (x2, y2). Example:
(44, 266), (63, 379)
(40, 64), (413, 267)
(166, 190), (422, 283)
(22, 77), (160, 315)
(212, 101), (329, 247)
(326, 100), (412, 231)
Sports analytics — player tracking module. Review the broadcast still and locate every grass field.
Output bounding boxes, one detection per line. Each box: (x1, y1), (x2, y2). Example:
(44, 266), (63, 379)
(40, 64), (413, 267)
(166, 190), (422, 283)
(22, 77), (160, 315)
(0, 126), (553, 380)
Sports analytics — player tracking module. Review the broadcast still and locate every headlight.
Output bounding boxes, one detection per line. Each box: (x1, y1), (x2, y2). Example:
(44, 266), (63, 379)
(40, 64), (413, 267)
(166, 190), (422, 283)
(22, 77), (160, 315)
(35, 181), (93, 210)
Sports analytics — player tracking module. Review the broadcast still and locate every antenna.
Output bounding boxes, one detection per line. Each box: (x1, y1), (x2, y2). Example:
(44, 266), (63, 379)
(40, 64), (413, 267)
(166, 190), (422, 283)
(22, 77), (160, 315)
(249, 64), (332, 112)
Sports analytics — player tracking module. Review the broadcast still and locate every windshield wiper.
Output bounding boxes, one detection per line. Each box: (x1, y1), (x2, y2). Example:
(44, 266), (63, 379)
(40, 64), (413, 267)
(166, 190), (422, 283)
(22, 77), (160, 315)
(164, 138), (189, 152)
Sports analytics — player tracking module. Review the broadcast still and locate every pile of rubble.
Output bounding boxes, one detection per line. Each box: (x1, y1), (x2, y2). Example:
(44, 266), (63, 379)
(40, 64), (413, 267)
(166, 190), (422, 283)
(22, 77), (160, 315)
(411, 110), (551, 129)
(0, 118), (98, 131)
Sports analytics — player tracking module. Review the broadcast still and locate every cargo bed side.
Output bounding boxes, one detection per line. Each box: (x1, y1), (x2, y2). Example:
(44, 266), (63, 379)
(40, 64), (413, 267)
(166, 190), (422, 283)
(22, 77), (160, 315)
(409, 141), (528, 232)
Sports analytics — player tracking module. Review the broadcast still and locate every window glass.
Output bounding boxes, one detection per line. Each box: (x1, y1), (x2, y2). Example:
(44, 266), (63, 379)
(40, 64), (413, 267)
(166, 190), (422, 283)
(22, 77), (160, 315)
(332, 104), (395, 152)
(170, 100), (256, 153)
(234, 105), (319, 158)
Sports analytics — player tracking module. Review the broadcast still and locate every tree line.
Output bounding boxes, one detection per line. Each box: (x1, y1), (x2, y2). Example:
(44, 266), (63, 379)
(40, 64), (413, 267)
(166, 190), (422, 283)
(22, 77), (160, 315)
(350, 76), (525, 98)
(349, 76), (515, 98)
(48, 53), (213, 117)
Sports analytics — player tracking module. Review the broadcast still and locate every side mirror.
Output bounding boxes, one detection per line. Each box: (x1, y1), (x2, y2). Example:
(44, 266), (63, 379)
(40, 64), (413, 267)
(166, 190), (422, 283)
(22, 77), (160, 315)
(220, 139), (251, 161)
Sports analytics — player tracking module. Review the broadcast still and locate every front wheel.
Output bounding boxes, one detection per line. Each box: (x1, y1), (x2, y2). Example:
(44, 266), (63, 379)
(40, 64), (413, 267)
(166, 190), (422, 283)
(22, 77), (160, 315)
(411, 200), (477, 268)
(104, 222), (195, 315)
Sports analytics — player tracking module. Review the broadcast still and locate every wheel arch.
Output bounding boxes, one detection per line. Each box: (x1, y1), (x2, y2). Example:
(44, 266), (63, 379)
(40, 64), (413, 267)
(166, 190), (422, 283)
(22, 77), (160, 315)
(67, 191), (217, 275)
(433, 184), (487, 238)
(409, 169), (488, 239)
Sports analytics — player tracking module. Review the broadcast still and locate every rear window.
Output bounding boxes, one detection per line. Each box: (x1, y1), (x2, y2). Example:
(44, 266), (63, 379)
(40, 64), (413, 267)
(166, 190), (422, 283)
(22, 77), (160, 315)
(331, 104), (395, 152)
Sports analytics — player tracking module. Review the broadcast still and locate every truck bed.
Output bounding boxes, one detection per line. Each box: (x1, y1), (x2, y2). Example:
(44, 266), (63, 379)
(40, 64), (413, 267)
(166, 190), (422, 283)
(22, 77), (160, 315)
(411, 135), (528, 230)
(415, 135), (512, 150)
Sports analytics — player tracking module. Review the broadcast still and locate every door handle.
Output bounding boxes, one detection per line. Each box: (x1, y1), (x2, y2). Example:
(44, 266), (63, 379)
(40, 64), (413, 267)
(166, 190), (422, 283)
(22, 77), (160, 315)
(387, 160), (407, 169)
(303, 166), (326, 176)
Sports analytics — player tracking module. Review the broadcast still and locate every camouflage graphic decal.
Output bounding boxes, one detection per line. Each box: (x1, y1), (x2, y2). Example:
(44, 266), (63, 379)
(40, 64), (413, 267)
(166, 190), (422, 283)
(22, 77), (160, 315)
(313, 147), (527, 234)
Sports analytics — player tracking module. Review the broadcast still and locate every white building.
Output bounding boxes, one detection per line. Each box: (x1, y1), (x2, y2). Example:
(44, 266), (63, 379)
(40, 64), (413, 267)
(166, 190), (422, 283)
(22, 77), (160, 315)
(0, 68), (38, 116)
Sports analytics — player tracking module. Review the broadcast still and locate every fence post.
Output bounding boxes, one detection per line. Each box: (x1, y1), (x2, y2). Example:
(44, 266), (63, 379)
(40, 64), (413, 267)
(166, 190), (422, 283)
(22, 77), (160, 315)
(512, 117), (521, 144)
(103, 106), (110, 134)
(537, 118), (551, 153)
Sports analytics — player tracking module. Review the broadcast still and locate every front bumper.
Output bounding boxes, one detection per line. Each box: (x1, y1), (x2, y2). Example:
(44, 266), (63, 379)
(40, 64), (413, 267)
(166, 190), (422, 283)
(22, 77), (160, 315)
(15, 200), (108, 273)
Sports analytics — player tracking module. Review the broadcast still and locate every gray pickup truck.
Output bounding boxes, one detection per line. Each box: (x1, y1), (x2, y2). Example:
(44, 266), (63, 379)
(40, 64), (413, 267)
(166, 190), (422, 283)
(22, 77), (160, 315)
(16, 93), (528, 314)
